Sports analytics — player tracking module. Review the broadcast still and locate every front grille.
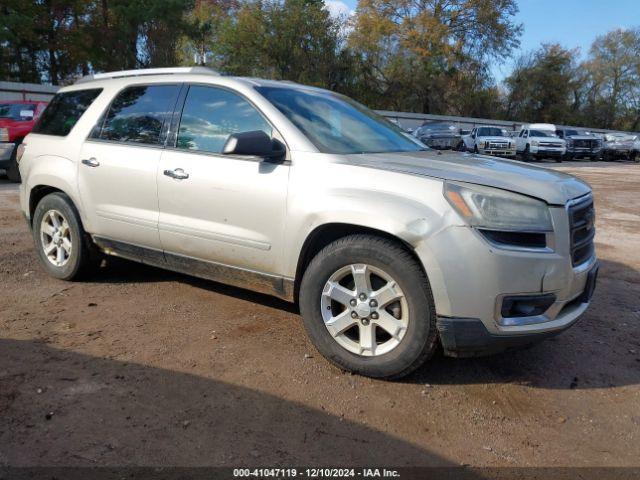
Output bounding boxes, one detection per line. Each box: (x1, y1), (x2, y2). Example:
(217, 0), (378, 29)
(568, 196), (595, 266)
(573, 139), (599, 149)
(540, 141), (562, 148)
(488, 142), (509, 149)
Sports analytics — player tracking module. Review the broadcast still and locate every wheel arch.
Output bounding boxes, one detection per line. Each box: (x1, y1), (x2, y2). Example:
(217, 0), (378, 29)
(28, 184), (87, 232)
(293, 223), (428, 304)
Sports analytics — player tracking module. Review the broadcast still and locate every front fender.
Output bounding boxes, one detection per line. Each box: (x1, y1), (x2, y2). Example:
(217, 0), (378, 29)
(284, 177), (457, 276)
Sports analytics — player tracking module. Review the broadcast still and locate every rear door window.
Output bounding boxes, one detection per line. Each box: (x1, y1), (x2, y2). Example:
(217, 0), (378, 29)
(32, 89), (102, 136)
(94, 85), (180, 145)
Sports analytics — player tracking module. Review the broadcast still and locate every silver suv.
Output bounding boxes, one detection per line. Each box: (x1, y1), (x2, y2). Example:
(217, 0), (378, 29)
(18, 68), (599, 379)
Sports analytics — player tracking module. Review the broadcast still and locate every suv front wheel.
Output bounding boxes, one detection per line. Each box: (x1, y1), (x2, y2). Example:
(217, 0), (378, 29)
(299, 234), (438, 379)
(33, 192), (95, 280)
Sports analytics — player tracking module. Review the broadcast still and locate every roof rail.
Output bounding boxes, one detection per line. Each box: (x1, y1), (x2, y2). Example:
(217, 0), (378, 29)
(76, 67), (219, 84)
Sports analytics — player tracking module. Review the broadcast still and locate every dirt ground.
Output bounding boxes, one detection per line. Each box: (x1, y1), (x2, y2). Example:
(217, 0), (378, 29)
(0, 161), (639, 469)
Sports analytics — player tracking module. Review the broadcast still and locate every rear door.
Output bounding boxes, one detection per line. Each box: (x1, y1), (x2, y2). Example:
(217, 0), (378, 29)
(78, 84), (180, 249)
(157, 84), (289, 276)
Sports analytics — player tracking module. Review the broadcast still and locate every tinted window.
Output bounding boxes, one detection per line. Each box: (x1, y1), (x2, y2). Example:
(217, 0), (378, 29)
(32, 89), (102, 136)
(424, 123), (456, 132)
(96, 85), (179, 144)
(176, 86), (272, 153)
(477, 127), (505, 137)
(257, 86), (424, 154)
(529, 130), (554, 137)
(0, 103), (37, 121)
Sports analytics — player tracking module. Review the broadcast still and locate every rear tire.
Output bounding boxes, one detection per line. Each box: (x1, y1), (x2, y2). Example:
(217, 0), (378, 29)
(299, 234), (438, 379)
(32, 192), (96, 280)
(6, 142), (21, 183)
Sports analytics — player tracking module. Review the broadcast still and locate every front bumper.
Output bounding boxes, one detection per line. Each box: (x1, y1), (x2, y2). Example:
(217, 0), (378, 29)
(0, 142), (15, 167)
(437, 263), (598, 356)
(531, 146), (565, 157)
(479, 148), (516, 157)
(423, 138), (459, 150)
(415, 200), (597, 354)
(567, 147), (601, 157)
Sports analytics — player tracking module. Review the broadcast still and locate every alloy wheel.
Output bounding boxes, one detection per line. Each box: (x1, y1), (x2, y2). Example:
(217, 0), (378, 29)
(40, 209), (72, 267)
(320, 264), (409, 356)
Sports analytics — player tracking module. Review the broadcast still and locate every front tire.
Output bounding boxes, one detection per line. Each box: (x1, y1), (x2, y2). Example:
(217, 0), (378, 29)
(33, 192), (95, 280)
(299, 234), (438, 379)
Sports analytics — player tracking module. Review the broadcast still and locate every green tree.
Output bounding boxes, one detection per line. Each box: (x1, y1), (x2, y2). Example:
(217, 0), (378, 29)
(348, 0), (521, 114)
(215, 0), (346, 87)
(582, 28), (640, 130)
(503, 43), (581, 124)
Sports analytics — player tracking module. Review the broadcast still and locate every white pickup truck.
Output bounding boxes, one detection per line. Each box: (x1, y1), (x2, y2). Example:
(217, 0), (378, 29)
(516, 123), (566, 162)
(461, 126), (516, 158)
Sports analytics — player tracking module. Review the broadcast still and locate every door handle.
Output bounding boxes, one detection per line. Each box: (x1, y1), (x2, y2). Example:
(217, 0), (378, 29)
(81, 157), (100, 167)
(163, 168), (189, 180)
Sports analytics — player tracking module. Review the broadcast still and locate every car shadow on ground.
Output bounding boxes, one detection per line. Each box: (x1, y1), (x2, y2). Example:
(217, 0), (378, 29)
(84, 254), (640, 392)
(0, 338), (469, 470)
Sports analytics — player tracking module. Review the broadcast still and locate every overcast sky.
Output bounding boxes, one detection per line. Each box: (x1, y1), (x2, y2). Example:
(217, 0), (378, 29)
(325, 0), (640, 82)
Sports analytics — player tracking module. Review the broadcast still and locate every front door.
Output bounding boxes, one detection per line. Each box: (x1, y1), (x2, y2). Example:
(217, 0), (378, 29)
(78, 84), (180, 249)
(157, 85), (289, 276)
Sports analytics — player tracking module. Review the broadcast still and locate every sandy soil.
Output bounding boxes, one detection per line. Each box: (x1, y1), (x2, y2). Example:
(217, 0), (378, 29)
(0, 161), (639, 468)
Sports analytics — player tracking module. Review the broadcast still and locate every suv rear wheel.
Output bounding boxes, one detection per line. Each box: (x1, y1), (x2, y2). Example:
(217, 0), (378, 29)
(299, 234), (438, 379)
(33, 192), (95, 280)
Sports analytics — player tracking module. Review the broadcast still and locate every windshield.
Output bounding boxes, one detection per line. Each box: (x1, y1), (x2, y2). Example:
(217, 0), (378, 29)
(606, 134), (632, 141)
(0, 103), (36, 120)
(529, 130), (555, 137)
(565, 129), (580, 136)
(256, 86), (425, 154)
(477, 127), (505, 137)
(423, 123), (455, 131)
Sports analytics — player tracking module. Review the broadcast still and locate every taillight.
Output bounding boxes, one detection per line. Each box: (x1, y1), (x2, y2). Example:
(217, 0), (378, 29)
(0, 128), (8, 142)
(16, 143), (26, 164)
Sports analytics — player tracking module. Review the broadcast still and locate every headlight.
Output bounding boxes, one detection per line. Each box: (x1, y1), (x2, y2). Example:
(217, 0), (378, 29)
(531, 140), (539, 146)
(444, 181), (553, 232)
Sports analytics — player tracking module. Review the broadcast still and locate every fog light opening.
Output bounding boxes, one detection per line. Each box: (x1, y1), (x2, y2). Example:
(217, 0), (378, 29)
(501, 294), (556, 319)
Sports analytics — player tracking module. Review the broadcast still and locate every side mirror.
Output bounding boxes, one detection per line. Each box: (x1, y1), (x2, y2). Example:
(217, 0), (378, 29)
(222, 130), (284, 160)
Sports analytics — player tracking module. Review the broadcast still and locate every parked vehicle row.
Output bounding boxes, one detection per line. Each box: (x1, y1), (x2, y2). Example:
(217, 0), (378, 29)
(411, 120), (638, 163)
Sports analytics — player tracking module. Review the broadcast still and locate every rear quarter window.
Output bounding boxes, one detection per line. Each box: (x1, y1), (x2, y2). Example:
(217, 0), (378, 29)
(32, 89), (102, 136)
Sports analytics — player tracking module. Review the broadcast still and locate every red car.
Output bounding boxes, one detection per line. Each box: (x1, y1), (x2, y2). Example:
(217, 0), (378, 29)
(0, 100), (48, 182)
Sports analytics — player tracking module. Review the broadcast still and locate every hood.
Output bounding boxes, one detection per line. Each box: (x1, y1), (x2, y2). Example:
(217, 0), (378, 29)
(0, 118), (20, 127)
(566, 135), (598, 140)
(476, 136), (512, 142)
(421, 132), (459, 138)
(343, 150), (590, 205)
(0, 118), (31, 128)
(530, 135), (563, 142)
